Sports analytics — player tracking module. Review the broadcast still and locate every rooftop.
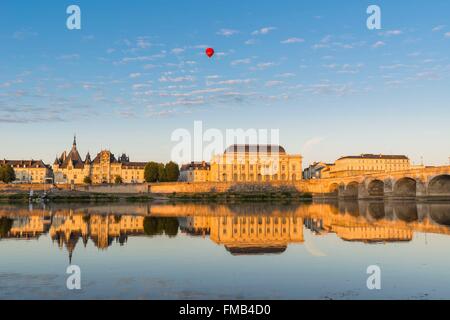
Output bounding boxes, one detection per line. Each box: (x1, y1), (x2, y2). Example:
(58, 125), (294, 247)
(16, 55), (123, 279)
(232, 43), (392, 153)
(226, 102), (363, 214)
(338, 154), (409, 161)
(224, 144), (286, 155)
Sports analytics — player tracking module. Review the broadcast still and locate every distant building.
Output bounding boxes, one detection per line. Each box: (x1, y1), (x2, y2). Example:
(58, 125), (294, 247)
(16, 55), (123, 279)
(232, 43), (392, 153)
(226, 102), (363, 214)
(303, 162), (333, 180)
(1, 159), (52, 184)
(179, 162), (211, 182)
(53, 136), (147, 184)
(322, 154), (410, 178)
(209, 145), (303, 182)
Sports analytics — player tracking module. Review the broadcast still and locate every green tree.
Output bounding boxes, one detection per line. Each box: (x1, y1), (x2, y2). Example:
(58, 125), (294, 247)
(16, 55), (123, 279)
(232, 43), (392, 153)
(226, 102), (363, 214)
(158, 163), (167, 182)
(144, 162), (160, 183)
(164, 218), (180, 237)
(143, 217), (179, 237)
(114, 175), (123, 184)
(0, 165), (16, 184)
(165, 162), (180, 182)
(0, 217), (13, 238)
(83, 176), (92, 185)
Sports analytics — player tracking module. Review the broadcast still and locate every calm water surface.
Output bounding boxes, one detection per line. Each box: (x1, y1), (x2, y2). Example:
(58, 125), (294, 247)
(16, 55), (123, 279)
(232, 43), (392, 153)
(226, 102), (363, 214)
(1, 201), (450, 300)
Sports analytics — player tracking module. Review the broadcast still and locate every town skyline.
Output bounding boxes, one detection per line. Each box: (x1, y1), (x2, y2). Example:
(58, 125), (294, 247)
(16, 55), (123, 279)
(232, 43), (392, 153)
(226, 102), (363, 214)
(0, 134), (448, 168)
(1, 0), (450, 166)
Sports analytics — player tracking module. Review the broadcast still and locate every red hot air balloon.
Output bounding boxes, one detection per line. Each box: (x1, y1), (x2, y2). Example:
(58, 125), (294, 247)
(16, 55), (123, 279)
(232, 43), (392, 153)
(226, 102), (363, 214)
(205, 48), (215, 58)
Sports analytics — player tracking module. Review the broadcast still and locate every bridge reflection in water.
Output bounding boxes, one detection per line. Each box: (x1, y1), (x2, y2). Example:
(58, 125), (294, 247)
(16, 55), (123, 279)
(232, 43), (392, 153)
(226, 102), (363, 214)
(1, 201), (450, 259)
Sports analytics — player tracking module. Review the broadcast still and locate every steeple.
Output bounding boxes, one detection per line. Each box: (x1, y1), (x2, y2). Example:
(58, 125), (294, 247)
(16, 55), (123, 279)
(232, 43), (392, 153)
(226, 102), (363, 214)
(73, 135), (77, 148)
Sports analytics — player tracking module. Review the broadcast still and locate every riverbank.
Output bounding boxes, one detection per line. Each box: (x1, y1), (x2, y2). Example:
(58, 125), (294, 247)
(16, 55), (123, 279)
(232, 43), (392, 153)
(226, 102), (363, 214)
(0, 190), (155, 204)
(0, 189), (313, 204)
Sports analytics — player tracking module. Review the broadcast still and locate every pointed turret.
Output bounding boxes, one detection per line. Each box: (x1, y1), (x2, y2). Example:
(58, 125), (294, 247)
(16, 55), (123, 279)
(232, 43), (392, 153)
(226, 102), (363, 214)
(85, 152), (91, 164)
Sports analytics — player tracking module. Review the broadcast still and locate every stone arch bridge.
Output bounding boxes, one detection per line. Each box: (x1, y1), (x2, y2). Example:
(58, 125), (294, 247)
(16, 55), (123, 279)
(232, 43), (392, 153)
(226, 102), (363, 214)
(307, 166), (450, 200)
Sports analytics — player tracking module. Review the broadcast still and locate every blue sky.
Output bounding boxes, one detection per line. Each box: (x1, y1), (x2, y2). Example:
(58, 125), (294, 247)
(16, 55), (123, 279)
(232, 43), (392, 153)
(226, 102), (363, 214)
(0, 0), (449, 166)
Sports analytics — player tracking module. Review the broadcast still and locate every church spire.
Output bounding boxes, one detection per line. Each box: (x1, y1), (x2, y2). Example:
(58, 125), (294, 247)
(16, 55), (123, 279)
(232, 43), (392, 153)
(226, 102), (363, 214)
(73, 134), (77, 148)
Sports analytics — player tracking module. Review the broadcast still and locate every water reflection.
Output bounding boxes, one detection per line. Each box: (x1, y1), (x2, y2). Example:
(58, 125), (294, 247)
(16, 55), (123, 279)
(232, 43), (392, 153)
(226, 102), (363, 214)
(1, 201), (450, 258)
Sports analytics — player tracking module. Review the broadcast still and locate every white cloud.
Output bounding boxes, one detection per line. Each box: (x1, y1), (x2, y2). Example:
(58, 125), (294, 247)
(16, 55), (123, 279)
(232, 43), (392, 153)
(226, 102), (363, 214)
(230, 58), (251, 66)
(372, 41), (386, 48)
(281, 38), (304, 44)
(214, 79), (254, 85)
(265, 80), (284, 87)
(432, 25), (445, 32)
(255, 62), (276, 70)
(276, 73), (296, 78)
(129, 73), (141, 78)
(159, 76), (195, 83)
(384, 30), (403, 36)
(57, 54), (80, 60)
(245, 39), (257, 45)
(171, 48), (185, 55)
(12, 30), (38, 40)
(445, 32), (450, 38)
(217, 29), (239, 37)
(252, 27), (276, 36)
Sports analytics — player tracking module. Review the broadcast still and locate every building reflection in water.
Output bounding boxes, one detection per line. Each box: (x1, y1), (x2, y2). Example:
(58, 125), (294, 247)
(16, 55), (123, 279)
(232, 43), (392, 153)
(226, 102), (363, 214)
(1, 201), (450, 260)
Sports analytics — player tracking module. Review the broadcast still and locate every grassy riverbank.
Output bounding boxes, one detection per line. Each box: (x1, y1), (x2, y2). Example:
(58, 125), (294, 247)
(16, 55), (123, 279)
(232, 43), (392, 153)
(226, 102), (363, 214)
(166, 191), (313, 202)
(0, 191), (155, 204)
(0, 189), (312, 204)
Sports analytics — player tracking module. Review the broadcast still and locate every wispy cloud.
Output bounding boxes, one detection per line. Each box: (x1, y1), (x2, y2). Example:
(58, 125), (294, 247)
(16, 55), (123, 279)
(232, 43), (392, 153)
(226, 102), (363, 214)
(281, 38), (304, 44)
(216, 28), (239, 37)
(265, 80), (284, 87)
(12, 30), (38, 40)
(171, 48), (185, 55)
(57, 54), (80, 60)
(432, 25), (446, 32)
(252, 27), (276, 36)
(159, 75), (195, 83)
(382, 30), (403, 36)
(230, 58), (251, 66)
(372, 41), (386, 48)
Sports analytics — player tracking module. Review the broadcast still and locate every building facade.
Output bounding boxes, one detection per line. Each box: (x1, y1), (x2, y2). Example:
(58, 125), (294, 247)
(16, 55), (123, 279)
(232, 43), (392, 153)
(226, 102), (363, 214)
(179, 162), (211, 182)
(321, 154), (411, 179)
(1, 159), (51, 183)
(303, 162), (333, 180)
(209, 145), (303, 183)
(53, 137), (147, 184)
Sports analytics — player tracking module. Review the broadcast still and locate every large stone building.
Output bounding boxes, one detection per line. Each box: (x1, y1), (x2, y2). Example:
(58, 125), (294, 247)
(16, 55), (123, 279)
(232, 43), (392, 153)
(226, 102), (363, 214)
(1, 159), (52, 184)
(321, 154), (411, 179)
(209, 144), (302, 183)
(53, 137), (147, 184)
(179, 161), (211, 182)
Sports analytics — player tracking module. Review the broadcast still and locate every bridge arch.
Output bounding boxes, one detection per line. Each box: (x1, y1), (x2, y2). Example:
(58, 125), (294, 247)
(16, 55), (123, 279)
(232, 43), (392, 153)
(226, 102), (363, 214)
(328, 183), (339, 195)
(343, 181), (359, 198)
(368, 179), (385, 197)
(393, 177), (417, 197)
(428, 175), (450, 196)
(430, 204), (450, 226)
(368, 202), (385, 220)
(393, 203), (418, 222)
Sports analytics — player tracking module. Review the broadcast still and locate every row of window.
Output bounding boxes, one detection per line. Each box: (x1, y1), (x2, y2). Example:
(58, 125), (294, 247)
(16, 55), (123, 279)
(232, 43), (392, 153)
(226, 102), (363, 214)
(220, 174), (298, 182)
